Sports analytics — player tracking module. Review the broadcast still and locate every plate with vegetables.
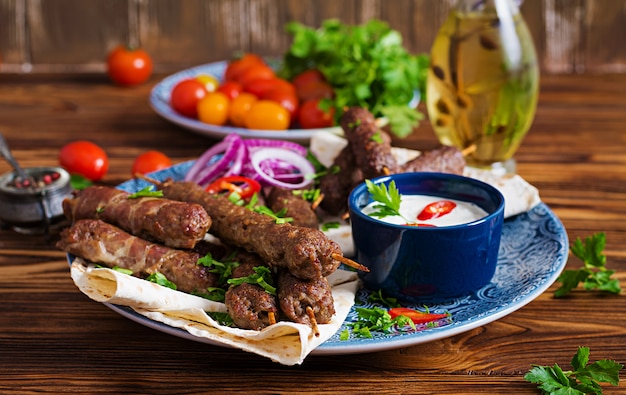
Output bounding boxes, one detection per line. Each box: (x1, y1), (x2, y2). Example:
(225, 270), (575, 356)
(102, 159), (569, 355)
(150, 19), (426, 143)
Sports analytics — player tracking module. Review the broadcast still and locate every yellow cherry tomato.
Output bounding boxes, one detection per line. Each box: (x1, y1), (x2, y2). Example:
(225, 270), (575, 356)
(196, 74), (219, 92)
(244, 100), (290, 130)
(228, 92), (258, 127)
(197, 92), (230, 125)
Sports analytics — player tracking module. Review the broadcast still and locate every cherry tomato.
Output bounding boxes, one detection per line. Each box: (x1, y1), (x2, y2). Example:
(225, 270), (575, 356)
(196, 74), (219, 92)
(244, 77), (296, 98)
(262, 89), (299, 119)
(170, 79), (207, 118)
(417, 200), (457, 221)
(216, 81), (243, 100)
(228, 92), (258, 127)
(131, 151), (172, 176)
(106, 45), (153, 87)
(205, 176), (261, 199)
(59, 140), (109, 181)
(388, 307), (449, 325)
(291, 69), (325, 90)
(197, 92), (230, 126)
(238, 63), (276, 89)
(224, 53), (265, 82)
(296, 80), (334, 102)
(244, 100), (290, 130)
(297, 99), (335, 129)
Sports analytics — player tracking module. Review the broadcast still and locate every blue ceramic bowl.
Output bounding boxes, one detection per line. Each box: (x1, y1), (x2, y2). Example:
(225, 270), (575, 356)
(348, 172), (505, 303)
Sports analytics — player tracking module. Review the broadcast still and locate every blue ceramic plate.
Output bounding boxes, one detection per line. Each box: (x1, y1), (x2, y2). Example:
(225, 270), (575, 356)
(76, 162), (569, 355)
(149, 61), (419, 144)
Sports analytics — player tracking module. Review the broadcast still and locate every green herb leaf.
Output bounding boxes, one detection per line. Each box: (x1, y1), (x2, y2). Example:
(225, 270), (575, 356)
(279, 19), (428, 137)
(367, 289), (401, 308)
(197, 252), (240, 286)
(554, 232), (621, 297)
(128, 186), (164, 199)
(146, 272), (177, 290)
(192, 287), (226, 303)
(227, 266), (276, 295)
(365, 179), (409, 221)
(524, 347), (623, 394)
(321, 221), (340, 231)
(70, 174), (92, 190)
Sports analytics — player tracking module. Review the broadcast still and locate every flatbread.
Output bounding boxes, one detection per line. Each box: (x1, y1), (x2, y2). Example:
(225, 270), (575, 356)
(71, 259), (360, 366)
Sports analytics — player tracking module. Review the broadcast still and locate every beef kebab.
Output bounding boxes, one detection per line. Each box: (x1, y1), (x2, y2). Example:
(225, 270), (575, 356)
(152, 178), (367, 280)
(264, 187), (319, 229)
(318, 106), (466, 215)
(57, 219), (218, 294)
(62, 185), (211, 249)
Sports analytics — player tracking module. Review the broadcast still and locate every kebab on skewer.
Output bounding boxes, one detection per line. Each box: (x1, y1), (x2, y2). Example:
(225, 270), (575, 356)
(62, 185), (212, 249)
(264, 186), (320, 229)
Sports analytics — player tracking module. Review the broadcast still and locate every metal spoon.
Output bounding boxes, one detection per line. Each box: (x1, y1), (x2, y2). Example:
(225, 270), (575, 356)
(0, 132), (30, 182)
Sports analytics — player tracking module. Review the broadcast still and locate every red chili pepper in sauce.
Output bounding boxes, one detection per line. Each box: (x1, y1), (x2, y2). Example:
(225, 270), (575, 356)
(388, 307), (449, 325)
(417, 200), (457, 221)
(205, 175), (261, 199)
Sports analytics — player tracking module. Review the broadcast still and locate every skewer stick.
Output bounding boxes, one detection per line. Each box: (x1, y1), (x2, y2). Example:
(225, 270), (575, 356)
(341, 211), (350, 221)
(461, 144), (476, 157)
(332, 253), (369, 272)
(268, 311), (276, 326)
(382, 166), (391, 176)
(306, 306), (320, 337)
(311, 193), (325, 211)
(134, 173), (163, 186)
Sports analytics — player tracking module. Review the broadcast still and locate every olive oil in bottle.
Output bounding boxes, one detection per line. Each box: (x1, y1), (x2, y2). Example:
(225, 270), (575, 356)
(426, 0), (539, 172)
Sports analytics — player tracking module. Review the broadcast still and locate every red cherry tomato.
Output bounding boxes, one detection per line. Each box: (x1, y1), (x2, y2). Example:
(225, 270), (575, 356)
(262, 89), (299, 119)
(216, 81), (243, 100)
(417, 200), (457, 221)
(59, 141), (109, 181)
(106, 45), (153, 87)
(388, 307), (449, 325)
(298, 99), (335, 129)
(224, 53), (265, 82)
(244, 77), (296, 98)
(291, 69), (326, 90)
(296, 80), (334, 102)
(205, 176), (261, 199)
(131, 151), (172, 176)
(238, 63), (276, 89)
(170, 79), (207, 118)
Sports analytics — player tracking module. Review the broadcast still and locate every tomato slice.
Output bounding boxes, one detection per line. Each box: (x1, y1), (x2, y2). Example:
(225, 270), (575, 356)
(205, 176), (261, 199)
(416, 200), (457, 221)
(388, 307), (449, 325)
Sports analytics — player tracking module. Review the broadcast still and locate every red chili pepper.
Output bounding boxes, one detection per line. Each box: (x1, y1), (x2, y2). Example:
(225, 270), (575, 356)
(417, 200), (457, 221)
(205, 175), (261, 199)
(388, 307), (449, 325)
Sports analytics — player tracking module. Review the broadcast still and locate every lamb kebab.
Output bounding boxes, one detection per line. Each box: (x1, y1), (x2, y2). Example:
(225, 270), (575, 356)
(152, 178), (367, 280)
(57, 219), (218, 294)
(62, 185), (211, 249)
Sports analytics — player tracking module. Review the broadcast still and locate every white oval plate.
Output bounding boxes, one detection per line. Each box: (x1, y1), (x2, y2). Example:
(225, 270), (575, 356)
(149, 61), (343, 144)
(70, 162), (569, 355)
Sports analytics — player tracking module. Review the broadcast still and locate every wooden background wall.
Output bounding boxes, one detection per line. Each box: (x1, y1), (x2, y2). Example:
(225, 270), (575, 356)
(0, 0), (625, 75)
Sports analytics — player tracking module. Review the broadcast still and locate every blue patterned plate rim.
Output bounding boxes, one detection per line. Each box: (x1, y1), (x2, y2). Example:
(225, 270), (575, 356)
(69, 162), (569, 355)
(149, 61), (419, 144)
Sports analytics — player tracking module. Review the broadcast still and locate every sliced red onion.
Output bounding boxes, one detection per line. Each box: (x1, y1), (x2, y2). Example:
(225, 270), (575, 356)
(249, 147), (315, 189)
(244, 138), (307, 156)
(184, 134), (244, 186)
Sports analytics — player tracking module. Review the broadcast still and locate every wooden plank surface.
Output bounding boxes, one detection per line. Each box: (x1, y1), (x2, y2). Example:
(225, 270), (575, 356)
(1, 0), (626, 74)
(0, 71), (625, 393)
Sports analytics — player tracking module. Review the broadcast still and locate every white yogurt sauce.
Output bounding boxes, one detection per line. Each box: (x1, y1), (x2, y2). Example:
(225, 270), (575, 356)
(362, 195), (489, 227)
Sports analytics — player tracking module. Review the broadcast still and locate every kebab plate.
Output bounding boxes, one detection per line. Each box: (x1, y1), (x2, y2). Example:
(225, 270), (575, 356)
(58, 106), (541, 364)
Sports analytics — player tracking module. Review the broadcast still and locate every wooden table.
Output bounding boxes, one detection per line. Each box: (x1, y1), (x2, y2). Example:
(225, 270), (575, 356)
(1, 72), (625, 394)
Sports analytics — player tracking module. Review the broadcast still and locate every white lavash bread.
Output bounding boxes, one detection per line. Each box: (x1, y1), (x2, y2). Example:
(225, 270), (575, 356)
(70, 259), (360, 366)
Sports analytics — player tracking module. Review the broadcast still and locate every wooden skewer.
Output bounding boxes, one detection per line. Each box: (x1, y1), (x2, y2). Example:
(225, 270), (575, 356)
(310, 192), (325, 211)
(382, 166), (391, 176)
(340, 211), (350, 221)
(134, 173), (162, 186)
(332, 253), (369, 273)
(306, 306), (320, 337)
(461, 144), (476, 157)
(268, 311), (276, 326)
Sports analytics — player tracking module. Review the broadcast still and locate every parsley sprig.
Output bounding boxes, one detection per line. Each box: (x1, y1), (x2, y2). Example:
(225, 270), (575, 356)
(227, 266), (277, 295)
(555, 232), (621, 297)
(525, 346), (622, 395)
(365, 179), (411, 223)
(128, 186), (164, 198)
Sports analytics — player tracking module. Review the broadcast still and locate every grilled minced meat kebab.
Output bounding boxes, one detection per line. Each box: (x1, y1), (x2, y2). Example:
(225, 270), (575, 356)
(265, 186), (319, 229)
(63, 185), (211, 249)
